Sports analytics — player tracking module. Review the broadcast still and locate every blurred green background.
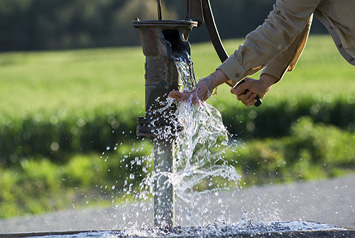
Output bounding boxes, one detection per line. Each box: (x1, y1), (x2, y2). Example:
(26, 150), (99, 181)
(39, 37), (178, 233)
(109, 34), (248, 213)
(0, 0), (327, 51)
(0, 0), (354, 219)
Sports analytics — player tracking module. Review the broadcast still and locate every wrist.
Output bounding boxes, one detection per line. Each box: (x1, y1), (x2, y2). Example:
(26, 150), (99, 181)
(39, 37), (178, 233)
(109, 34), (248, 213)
(209, 74), (218, 89)
(211, 69), (229, 86)
(260, 74), (279, 87)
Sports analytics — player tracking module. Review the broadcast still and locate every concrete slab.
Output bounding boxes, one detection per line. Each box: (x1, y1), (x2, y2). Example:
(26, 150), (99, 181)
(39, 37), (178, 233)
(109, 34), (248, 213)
(0, 175), (354, 235)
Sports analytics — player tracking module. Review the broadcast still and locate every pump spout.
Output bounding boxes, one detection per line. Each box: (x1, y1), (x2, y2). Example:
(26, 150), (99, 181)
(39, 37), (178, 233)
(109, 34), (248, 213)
(133, 20), (197, 137)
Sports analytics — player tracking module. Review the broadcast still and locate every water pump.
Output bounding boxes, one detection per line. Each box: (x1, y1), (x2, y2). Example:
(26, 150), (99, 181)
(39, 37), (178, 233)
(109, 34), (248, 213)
(133, 1), (198, 228)
(133, 0), (253, 229)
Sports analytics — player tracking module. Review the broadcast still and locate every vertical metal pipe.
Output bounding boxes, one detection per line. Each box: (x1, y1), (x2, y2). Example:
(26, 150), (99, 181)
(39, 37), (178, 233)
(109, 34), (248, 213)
(157, 0), (162, 20)
(154, 140), (175, 227)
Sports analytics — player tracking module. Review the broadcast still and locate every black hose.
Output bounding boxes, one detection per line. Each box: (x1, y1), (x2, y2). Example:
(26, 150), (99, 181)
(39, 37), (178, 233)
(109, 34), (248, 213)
(201, 0), (233, 87)
(201, 0), (262, 106)
(201, 0), (228, 62)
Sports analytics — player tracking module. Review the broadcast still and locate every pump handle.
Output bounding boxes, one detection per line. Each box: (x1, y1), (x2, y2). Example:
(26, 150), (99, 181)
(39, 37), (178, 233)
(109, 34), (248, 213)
(201, 0), (262, 107)
(201, 0), (231, 86)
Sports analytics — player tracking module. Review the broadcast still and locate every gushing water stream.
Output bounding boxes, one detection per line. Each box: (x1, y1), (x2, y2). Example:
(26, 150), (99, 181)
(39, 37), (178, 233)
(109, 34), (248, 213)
(171, 51), (241, 224)
(173, 51), (197, 92)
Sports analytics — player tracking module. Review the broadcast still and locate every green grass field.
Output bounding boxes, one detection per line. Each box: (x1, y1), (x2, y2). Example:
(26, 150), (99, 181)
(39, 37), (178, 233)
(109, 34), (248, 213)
(0, 47), (146, 118)
(0, 35), (354, 119)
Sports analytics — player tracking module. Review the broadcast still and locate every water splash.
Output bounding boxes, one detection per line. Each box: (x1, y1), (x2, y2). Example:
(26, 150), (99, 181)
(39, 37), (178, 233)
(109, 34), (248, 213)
(131, 50), (242, 227)
(173, 50), (240, 195)
(172, 100), (241, 224)
(102, 50), (280, 231)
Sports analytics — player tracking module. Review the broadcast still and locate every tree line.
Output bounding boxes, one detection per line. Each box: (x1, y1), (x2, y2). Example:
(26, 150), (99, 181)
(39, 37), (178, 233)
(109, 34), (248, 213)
(0, 0), (326, 52)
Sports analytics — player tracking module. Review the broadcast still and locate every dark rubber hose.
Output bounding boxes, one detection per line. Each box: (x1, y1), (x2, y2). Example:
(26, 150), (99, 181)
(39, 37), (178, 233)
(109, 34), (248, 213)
(201, 0), (262, 106)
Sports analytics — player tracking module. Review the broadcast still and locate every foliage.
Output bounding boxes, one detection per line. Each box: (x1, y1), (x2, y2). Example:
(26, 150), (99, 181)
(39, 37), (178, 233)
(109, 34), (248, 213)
(0, 0), (327, 51)
(0, 110), (137, 166)
(230, 117), (355, 187)
(1, 96), (354, 167)
(1, 118), (354, 218)
(0, 0), (150, 50)
(0, 141), (153, 218)
(221, 97), (355, 140)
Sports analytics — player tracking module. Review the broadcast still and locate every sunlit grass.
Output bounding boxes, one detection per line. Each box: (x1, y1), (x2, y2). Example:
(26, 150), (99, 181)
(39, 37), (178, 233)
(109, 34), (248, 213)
(0, 35), (353, 118)
(0, 47), (145, 117)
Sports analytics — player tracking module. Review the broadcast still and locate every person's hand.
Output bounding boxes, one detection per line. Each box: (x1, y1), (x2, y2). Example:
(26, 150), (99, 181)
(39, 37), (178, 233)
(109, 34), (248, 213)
(230, 74), (278, 107)
(168, 89), (199, 104)
(169, 69), (229, 103)
(196, 75), (217, 101)
(168, 75), (217, 104)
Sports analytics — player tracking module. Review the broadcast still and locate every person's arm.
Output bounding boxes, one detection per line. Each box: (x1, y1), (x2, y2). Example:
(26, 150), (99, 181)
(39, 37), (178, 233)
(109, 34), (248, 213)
(260, 16), (312, 82)
(218, 0), (321, 85)
(230, 18), (313, 106)
(169, 0), (319, 104)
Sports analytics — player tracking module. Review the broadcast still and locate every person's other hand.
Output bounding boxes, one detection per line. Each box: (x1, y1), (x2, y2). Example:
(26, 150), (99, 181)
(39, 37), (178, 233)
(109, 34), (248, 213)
(230, 74), (278, 107)
(195, 76), (216, 101)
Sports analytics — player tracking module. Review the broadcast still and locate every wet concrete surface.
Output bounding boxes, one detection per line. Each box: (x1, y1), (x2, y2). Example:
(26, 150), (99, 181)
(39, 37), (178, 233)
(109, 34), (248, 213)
(1, 222), (354, 238)
(0, 175), (354, 234)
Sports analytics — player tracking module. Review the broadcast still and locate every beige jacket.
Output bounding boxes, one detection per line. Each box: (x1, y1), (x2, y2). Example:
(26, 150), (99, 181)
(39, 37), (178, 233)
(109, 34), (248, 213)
(218, 0), (355, 85)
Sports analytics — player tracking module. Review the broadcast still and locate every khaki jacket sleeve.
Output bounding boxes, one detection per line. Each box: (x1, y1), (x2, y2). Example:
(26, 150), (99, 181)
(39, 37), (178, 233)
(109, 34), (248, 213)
(217, 0), (321, 85)
(261, 16), (312, 81)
